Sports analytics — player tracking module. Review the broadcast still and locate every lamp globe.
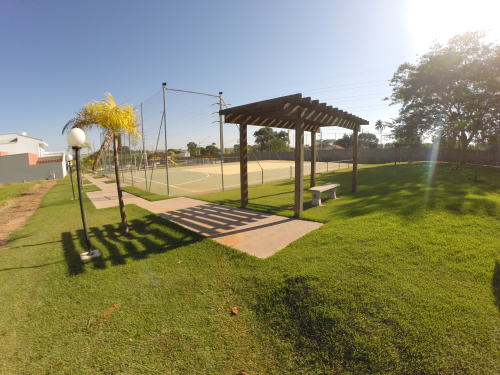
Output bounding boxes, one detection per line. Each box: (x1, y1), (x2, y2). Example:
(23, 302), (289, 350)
(67, 128), (86, 148)
(65, 154), (73, 162)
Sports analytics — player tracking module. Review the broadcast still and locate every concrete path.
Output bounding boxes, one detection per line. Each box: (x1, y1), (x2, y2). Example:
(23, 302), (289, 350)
(84, 175), (322, 258)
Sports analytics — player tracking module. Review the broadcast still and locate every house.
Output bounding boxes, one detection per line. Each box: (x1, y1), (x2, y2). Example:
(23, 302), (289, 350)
(0, 132), (67, 184)
(178, 150), (190, 158)
(322, 144), (345, 150)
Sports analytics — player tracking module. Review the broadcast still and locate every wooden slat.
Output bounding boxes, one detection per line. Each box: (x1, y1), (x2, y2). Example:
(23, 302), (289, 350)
(220, 93), (302, 115)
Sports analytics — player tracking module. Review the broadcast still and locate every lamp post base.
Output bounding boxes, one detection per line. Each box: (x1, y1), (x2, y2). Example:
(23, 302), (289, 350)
(80, 250), (101, 260)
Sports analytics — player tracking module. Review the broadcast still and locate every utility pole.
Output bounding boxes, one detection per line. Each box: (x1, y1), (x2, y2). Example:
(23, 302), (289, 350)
(219, 92), (225, 191)
(162, 83), (170, 196)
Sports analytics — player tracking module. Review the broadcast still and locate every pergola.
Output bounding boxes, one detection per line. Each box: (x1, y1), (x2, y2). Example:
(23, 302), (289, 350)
(220, 93), (369, 217)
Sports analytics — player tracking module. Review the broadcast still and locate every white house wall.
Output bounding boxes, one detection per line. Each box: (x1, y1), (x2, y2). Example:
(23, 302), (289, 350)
(0, 154), (66, 184)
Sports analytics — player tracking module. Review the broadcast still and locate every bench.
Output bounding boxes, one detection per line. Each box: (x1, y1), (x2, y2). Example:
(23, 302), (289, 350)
(308, 183), (340, 206)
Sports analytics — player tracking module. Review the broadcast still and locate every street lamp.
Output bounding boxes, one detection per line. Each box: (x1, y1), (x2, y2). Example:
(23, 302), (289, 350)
(66, 154), (75, 200)
(67, 128), (101, 260)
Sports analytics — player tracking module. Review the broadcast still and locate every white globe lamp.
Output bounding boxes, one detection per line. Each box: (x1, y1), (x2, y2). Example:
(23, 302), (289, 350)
(67, 128), (86, 148)
(66, 127), (100, 260)
(65, 154), (73, 162)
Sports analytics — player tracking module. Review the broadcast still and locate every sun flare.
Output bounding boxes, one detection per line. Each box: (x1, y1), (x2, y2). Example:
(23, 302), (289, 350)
(406, 0), (500, 52)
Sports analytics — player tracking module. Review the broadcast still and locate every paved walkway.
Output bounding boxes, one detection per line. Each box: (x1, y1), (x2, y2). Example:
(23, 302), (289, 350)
(84, 175), (322, 258)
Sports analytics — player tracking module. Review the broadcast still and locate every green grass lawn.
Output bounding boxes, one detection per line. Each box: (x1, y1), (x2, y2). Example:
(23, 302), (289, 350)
(1, 162), (499, 373)
(103, 180), (116, 184)
(93, 175), (105, 179)
(122, 186), (171, 201)
(0, 180), (43, 209)
(82, 179), (91, 185)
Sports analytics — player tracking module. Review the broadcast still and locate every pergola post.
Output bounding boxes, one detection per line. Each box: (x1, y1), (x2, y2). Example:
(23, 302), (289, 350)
(352, 125), (359, 192)
(294, 109), (304, 217)
(240, 121), (248, 208)
(310, 130), (316, 188)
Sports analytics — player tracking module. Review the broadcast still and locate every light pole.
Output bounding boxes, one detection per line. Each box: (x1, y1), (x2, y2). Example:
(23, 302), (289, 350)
(67, 128), (101, 260)
(66, 154), (75, 200)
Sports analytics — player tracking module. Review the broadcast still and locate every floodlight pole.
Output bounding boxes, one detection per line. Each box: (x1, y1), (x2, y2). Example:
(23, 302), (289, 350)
(141, 102), (148, 191)
(162, 83), (170, 196)
(219, 92), (225, 191)
(73, 146), (92, 256)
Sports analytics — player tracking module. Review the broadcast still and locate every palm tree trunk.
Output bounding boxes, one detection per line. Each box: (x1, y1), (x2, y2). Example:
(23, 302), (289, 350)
(92, 132), (113, 172)
(113, 134), (129, 234)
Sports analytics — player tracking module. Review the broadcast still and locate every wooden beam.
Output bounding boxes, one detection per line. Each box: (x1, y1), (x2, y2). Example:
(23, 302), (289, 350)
(294, 108), (304, 218)
(240, 121), (248, 208)
(220, 93), (302, 115)
(352, 125), (359, 192)
(311, 130), (316, 188)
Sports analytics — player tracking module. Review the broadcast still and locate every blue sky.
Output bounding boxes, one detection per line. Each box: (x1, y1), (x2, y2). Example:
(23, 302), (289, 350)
(1, 0), (499, 153)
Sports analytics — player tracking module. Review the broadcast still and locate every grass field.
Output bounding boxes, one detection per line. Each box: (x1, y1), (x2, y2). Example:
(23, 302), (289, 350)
(1, 162), (499, 373)
(0, 180), (43, 209)
(119, 160), (352, 197)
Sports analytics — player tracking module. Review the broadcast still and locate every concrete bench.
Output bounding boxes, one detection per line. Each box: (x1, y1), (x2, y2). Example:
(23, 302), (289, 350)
(308, 183), (340, 206)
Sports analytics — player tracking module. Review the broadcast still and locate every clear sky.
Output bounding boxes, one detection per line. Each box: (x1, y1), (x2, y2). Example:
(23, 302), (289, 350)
(1, 0), (499, 153)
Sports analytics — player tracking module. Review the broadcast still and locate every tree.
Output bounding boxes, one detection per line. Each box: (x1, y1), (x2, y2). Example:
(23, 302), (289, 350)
(335, 134), (352, 149)
(187, 142), (198, 156)
(386, 31), (500, 164)
(63, 93), (140, 234)
(253, 128), (275, 151)
(202, 143), (219, 157)
(359, 133), (379, 148)
(375, 120), (386, 148)
(264, 138), (288, 152)
(233, 144), (240, 153)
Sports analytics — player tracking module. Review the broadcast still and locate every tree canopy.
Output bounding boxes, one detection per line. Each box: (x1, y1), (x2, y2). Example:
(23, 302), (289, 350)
(253, 128), (289, 151)
(386, 31), (500, 162)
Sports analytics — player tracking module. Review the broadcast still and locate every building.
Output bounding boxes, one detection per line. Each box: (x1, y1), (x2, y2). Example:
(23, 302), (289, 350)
(0, 132), (67, 184)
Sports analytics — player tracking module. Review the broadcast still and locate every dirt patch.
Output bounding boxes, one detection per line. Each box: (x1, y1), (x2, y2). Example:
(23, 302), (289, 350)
(0, 180), (57, 251)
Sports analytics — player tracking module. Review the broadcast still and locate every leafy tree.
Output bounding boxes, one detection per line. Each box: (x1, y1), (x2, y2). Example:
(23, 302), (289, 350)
(335, 134), (352, 149)
(233, 144), (240, 153)
(386, 31), (500, 164)
(202, 143), (220, 157)
(187, 142), (198, 155)
(253, 128), (275, 151)
(63, 93), (140, 234)
(359, 133), (379, 148)
(265, 138), (288, 152)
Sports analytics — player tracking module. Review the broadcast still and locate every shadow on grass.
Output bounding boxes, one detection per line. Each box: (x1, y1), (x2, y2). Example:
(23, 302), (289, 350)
(205, 163), (500, 221)
(493, 260), (500, 314)
(61, 213), (204, 276)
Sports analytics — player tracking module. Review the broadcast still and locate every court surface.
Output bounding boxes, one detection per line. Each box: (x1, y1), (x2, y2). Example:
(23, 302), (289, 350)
(120, 160), (352, 197)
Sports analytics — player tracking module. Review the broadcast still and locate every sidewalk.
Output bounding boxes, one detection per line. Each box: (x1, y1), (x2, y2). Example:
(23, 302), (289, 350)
(84, 175), (322, 258)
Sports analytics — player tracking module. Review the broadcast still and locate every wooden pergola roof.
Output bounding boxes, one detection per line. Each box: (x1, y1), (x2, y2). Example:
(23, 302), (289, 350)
(219, 93), (368, 218)
(220, 93), (369, 132)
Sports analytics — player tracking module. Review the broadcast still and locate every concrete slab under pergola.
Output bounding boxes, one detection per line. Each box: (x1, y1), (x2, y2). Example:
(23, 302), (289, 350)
(220, 93), (369, 217)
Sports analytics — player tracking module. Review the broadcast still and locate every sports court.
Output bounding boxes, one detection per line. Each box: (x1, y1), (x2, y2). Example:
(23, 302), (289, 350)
(121, 159), (352, 197)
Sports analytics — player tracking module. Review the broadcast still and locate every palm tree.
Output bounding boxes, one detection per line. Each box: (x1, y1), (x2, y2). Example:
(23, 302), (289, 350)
(63, 93), (140, 234)
(375, 119), (385, 148)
